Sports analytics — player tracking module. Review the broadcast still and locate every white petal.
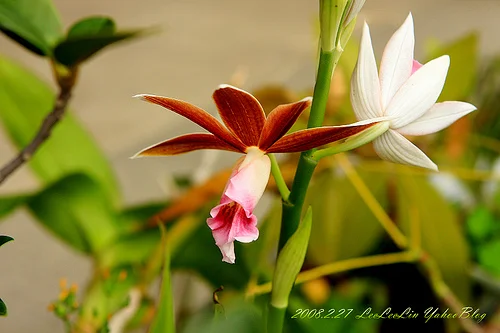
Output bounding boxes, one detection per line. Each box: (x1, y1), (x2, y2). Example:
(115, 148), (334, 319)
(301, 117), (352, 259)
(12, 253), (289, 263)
(379, 13), (415, 109)
(386, 55), (450, 129)
(398, 101), (476, 136)
(350, 23), (383, 121)
(373, 130), (438, 171)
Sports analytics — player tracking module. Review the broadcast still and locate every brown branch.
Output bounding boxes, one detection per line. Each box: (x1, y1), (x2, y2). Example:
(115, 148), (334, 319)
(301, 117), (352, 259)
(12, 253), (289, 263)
(0, 87), (72, 184)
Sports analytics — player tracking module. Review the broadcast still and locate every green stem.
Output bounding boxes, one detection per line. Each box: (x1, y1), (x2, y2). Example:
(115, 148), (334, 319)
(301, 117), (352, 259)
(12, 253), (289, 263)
(269, 154), (290, 201)
(266, 304), (286, 333)
(277, 49), (339, 251)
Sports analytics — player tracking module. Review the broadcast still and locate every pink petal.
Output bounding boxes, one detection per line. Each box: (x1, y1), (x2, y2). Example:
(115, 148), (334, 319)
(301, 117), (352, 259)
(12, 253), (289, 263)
(224, 149), (271, 213)
(206, 149), (270, 263)
(379, 13), (415, 110)
(207, 202), (259, 264)
(412, 60), (423, 75)
(212, 85), (266, 147)
(133, 133), (244, 157)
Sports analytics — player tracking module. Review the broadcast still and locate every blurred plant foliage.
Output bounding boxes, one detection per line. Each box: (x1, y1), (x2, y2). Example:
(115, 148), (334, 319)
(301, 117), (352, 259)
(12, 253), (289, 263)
(0, 1), (499, 333)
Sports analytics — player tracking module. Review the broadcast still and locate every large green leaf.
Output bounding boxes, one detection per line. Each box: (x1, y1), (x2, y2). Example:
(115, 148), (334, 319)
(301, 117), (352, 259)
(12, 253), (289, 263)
(0, 54), (120, 205)
(67, 17), (116, 39)
(54, 16), (143, 67)
(304, 168), (387, 265)
(0, 195), (30, 219)
(27, 174), (118, 254)
(396, 174), (471, 302)
(0, 0), (62, 55)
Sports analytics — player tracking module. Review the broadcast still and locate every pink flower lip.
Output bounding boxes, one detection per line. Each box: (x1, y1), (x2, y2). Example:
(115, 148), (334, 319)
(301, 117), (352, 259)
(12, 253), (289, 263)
(207, 149), (269, 264)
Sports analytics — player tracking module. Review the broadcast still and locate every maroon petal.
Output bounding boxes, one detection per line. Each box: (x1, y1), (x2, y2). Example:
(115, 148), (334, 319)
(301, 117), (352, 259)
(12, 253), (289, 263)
(135, 94), (246, 151)
(266, 123), (377, 153)
(212, 85), (266, 147)
(133, 133), (243, 157)
(258, 97), (312, 150)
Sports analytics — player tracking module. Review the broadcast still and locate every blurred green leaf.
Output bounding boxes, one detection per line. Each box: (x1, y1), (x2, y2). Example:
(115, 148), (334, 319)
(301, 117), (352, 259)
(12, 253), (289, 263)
(396, 174), (471, 302)
(27, 173), (118, 254)
(0, 235), (13, 247)
(0, 298), (6, 316)
(0, 0), (62, 55)
(181, 298), (263, 333)
(477, 240), (500, 276)
(67, 16), (116, 39)
(305, 168), (387, 265)
(428, 33), (478, 101)
(149, 226), (175, 333)
(0, 54), (120, 205)
(0, 195), (30, 219)
(467, 206), (495, 242)
(117, 202), (166, 234)
(78, 267), (137, 331)
(101, 229), (160, 268)
(54, 23), (143, 67)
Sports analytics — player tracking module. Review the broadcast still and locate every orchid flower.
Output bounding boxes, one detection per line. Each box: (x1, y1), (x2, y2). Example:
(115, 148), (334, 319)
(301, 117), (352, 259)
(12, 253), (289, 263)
(351, 13), (476, 170)
(134, 85), (376, 263)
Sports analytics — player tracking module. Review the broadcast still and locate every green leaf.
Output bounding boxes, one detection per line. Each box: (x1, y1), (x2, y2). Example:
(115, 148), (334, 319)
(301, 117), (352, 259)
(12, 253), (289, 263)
(0, 0), (62, 55)
(428, 33), (478, 101)
(149, 226), (175, 333)
(0, 194), (30, 219)
(67, 17), (116, 39)
(396, 174), (471, 302)
(116, 202), (166, 235)
(0, 54), (120, 205)
(467, 206), (495, 242)
(54, 27), (143, 67)
(477, 240), (500, 276)
(27, 174), (118, 254)
(100, 229), (160, 268)
(0, 298), (6, 316)
(305, 168), (387, 265)
(0, 235), (13, 247)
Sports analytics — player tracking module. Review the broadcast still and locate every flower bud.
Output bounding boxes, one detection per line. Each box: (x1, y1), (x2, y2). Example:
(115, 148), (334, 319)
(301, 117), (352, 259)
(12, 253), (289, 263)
(271, 207), (313, 308)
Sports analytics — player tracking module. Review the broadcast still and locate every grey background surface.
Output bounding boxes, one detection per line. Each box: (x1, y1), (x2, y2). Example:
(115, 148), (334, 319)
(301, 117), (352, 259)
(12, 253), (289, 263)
(1, 0), (499, 332)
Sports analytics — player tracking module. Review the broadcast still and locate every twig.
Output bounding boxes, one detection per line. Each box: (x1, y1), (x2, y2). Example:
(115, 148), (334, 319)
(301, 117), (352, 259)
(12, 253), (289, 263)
(0, 87), (72, 184)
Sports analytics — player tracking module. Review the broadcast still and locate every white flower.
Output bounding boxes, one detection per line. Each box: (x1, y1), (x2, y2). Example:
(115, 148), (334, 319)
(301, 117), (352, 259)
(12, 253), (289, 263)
(351, 13), (477, 170)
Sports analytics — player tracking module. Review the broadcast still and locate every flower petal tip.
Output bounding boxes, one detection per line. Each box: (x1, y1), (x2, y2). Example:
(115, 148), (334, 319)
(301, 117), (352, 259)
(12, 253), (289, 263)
(217, 83), (236, 90)
(215, 84), (251, 95)
(222, 257), (235, 264)
(129, 152), (144, 159)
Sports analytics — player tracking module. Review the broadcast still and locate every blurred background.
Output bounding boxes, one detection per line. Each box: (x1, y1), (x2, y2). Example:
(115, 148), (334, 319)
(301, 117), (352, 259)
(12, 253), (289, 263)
(1, 0), (500, 332)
